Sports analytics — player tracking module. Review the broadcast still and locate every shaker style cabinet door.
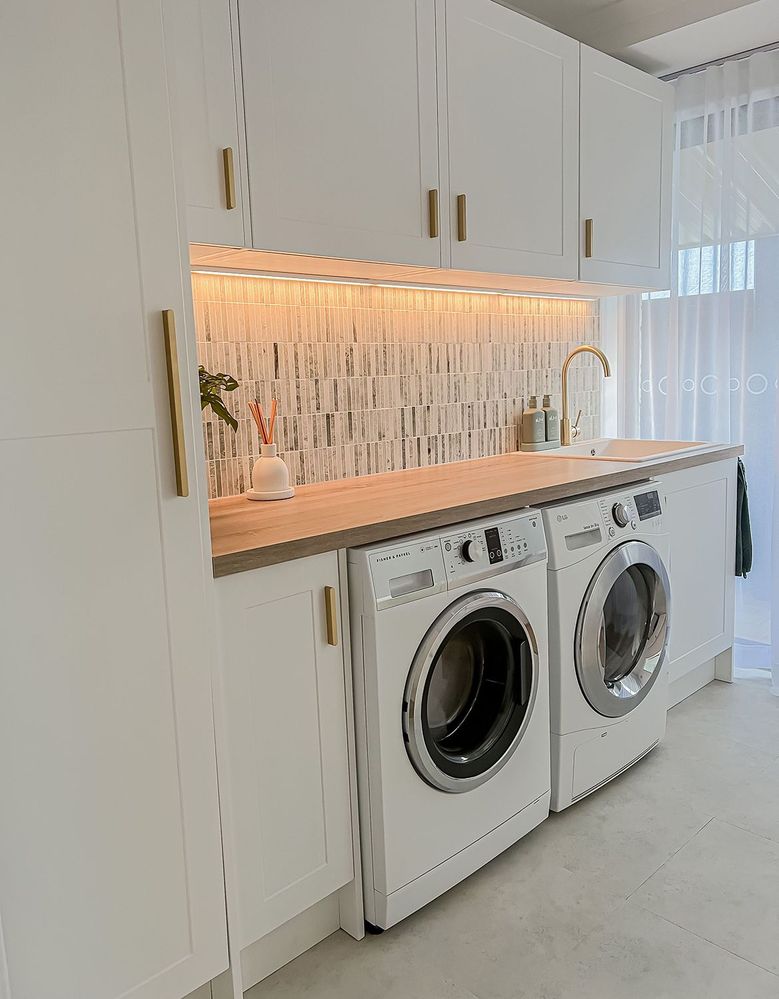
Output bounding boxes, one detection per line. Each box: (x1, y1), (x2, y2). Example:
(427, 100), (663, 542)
(238, 0), (441, 266)
(443, 0), (579, 279)
(662, 461), (737, 700)
(579, 45), (673, 288)
(164, 0), (248, 247)
(215, 553), (354, 948)
(0, 2), (227, 997)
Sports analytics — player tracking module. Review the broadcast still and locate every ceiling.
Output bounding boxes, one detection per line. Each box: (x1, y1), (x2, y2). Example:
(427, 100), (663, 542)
(507, 0), (779, 75)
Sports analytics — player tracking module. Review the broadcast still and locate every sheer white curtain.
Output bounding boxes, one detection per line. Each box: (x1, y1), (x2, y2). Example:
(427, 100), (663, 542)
(616, 49), (779, 691)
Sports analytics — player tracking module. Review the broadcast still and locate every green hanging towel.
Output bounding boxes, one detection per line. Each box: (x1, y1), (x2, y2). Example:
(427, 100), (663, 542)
(735, 458), (752, 578)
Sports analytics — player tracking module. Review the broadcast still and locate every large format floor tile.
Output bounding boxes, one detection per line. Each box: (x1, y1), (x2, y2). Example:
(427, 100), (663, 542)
(547, 904), (779, 999)
(716, 755), (779, 844)
(247, 678), (779, 999)
(668, 675), (779, 754)
(631, 817), (779, 976)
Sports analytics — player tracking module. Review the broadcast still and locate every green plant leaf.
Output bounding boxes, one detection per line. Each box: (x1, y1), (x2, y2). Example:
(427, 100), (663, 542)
(199, 365), (239, 431)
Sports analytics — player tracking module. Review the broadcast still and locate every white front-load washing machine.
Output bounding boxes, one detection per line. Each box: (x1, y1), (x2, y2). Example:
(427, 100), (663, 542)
(348, 510), (551, 931)
(541, 483), (671, 811)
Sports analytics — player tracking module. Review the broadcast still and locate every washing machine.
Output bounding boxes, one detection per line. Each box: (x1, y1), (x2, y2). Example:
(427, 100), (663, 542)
(348, 510), (551, 931)
(541, 483), (671, 811)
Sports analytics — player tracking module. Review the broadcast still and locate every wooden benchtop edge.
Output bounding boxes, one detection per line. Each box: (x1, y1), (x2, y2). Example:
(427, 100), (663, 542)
(210, 444), (744, 576)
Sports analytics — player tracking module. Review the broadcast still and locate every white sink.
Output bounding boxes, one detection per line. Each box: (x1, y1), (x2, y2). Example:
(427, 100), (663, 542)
(535, 437), (715, 463)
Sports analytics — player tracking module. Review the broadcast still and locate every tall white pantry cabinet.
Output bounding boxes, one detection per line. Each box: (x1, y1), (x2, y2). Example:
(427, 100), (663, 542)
(0, 3), (227, 999)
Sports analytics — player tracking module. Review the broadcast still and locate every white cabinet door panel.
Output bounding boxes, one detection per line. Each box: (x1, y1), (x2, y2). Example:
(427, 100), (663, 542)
(239, 0), (440, 266)
(164, 0), (247, 247)
(580, 45), (673, 288)
(216, 554), (353, 948)
(1, 433), (197, 998)
(444, 0), (579, 278)
(663, 460), (737, 692)
(0, 3), (227, 997)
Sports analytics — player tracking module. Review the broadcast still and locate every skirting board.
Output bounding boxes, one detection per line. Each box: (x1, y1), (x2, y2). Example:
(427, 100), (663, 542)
(240, 893), (342, 991)
(668, 648), (733, 708)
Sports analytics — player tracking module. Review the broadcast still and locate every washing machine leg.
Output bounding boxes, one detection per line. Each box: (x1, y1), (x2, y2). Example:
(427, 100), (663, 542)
(365, 921), (385, 935)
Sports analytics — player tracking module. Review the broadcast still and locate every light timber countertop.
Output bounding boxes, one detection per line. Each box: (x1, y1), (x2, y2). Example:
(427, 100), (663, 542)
(209, 443), (743, 576)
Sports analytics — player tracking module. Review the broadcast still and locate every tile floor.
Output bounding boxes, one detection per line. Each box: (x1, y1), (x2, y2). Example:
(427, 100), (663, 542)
(247, 676), (779, 999)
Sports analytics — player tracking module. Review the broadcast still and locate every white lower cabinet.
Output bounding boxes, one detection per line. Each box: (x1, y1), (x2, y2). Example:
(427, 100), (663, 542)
(662, 459), (738, 704)
(214, 552), (360, 989)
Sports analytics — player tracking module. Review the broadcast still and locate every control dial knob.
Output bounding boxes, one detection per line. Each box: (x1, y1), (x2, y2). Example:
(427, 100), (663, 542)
(612, 502), (630, 528)
(461, 538), (485, 563)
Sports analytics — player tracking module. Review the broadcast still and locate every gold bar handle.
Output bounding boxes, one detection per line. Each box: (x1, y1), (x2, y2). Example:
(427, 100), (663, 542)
(457, 194), (467, 242)
(222, 147), (237, 210)
(428, 188), (439, 238)
(162, 309), (189, 498)
(324, 586), (339, 647)
(584, 218), (593, 258)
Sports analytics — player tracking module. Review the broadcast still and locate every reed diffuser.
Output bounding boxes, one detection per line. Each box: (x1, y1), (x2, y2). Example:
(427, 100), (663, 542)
(246, 398), (294, 501)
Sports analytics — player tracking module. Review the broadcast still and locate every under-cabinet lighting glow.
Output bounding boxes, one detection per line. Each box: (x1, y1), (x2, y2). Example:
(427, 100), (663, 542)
(190, 267), (597, 302)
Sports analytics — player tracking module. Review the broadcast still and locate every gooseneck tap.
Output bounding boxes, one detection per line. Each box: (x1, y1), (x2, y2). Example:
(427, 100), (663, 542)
(561, 345), (612, 446)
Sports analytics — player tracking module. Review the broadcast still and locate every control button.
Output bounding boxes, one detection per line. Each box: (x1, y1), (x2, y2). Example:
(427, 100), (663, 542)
(461, 539), (486, 564)
(608, 526), (616, 538)
(631, 520), (638, 530)
(444, 541), (452, 552)
(612, 502), (630, 528)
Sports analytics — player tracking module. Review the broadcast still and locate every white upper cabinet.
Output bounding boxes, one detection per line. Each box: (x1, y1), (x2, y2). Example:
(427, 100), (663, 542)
(239, 0), (441, 266)
(579, 45), (673, 288)
(215, 553), (354, 948)
(167, 0), (674, 289)
(443, 0), (579, 279)
(0, 2), (227, 997)
(164, 0), (248, 247)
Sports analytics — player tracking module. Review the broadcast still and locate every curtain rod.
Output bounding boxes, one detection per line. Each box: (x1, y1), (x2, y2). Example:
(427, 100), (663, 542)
(662, 39), (779, 81)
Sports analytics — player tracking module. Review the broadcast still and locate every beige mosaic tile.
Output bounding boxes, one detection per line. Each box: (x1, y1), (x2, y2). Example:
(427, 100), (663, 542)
(193, 273), (602, 498)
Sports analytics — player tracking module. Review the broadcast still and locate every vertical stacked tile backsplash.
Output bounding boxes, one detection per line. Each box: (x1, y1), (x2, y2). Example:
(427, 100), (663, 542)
(193, 273), (602, 499)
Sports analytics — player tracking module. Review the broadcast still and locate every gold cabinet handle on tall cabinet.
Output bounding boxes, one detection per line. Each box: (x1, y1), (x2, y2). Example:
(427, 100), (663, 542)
(222, 147), (237, 210)
(584, 218), (593, 258)
(457, 194), (467, 241)
(324, 586), (339, 646)
(428, 188), (439, 238)
(162, 309), (189, 498)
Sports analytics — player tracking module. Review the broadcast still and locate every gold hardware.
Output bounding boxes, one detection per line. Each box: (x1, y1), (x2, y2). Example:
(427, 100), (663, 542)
(162, 309), (189, 497)
(457, 194), (467, 241)
(324, 586), (339, 646)
(428, 189), (439, 238)
(222, 147), (237, 210)
(584, 218), (593, 258)
(560, 345), (611, 447)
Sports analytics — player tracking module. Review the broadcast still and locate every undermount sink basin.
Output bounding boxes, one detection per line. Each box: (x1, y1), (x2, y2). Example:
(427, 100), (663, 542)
(537, 437), (715, 463)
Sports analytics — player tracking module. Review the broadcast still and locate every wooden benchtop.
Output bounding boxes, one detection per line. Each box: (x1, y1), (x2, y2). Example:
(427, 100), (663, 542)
(209, 444), (743, 576)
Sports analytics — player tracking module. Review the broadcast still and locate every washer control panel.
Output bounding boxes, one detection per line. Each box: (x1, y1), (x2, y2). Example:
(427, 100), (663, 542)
(597, 493), (640, 537)
(440, 511), (546, 585)
(360, 510), (547, 609)
(542, 482), (665, 570)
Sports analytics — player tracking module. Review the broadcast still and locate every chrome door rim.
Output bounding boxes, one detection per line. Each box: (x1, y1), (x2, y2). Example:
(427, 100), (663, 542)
(403, 590), (539, 793)
(574, 541), (670, 718)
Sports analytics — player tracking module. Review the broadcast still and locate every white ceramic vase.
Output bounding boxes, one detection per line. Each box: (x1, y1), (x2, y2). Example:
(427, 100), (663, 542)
(246, 443), (295, 501)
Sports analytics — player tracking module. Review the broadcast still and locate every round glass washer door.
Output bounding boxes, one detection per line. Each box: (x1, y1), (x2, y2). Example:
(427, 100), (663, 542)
(575, 540), (671, 718)
(403, 590), (538, 793)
